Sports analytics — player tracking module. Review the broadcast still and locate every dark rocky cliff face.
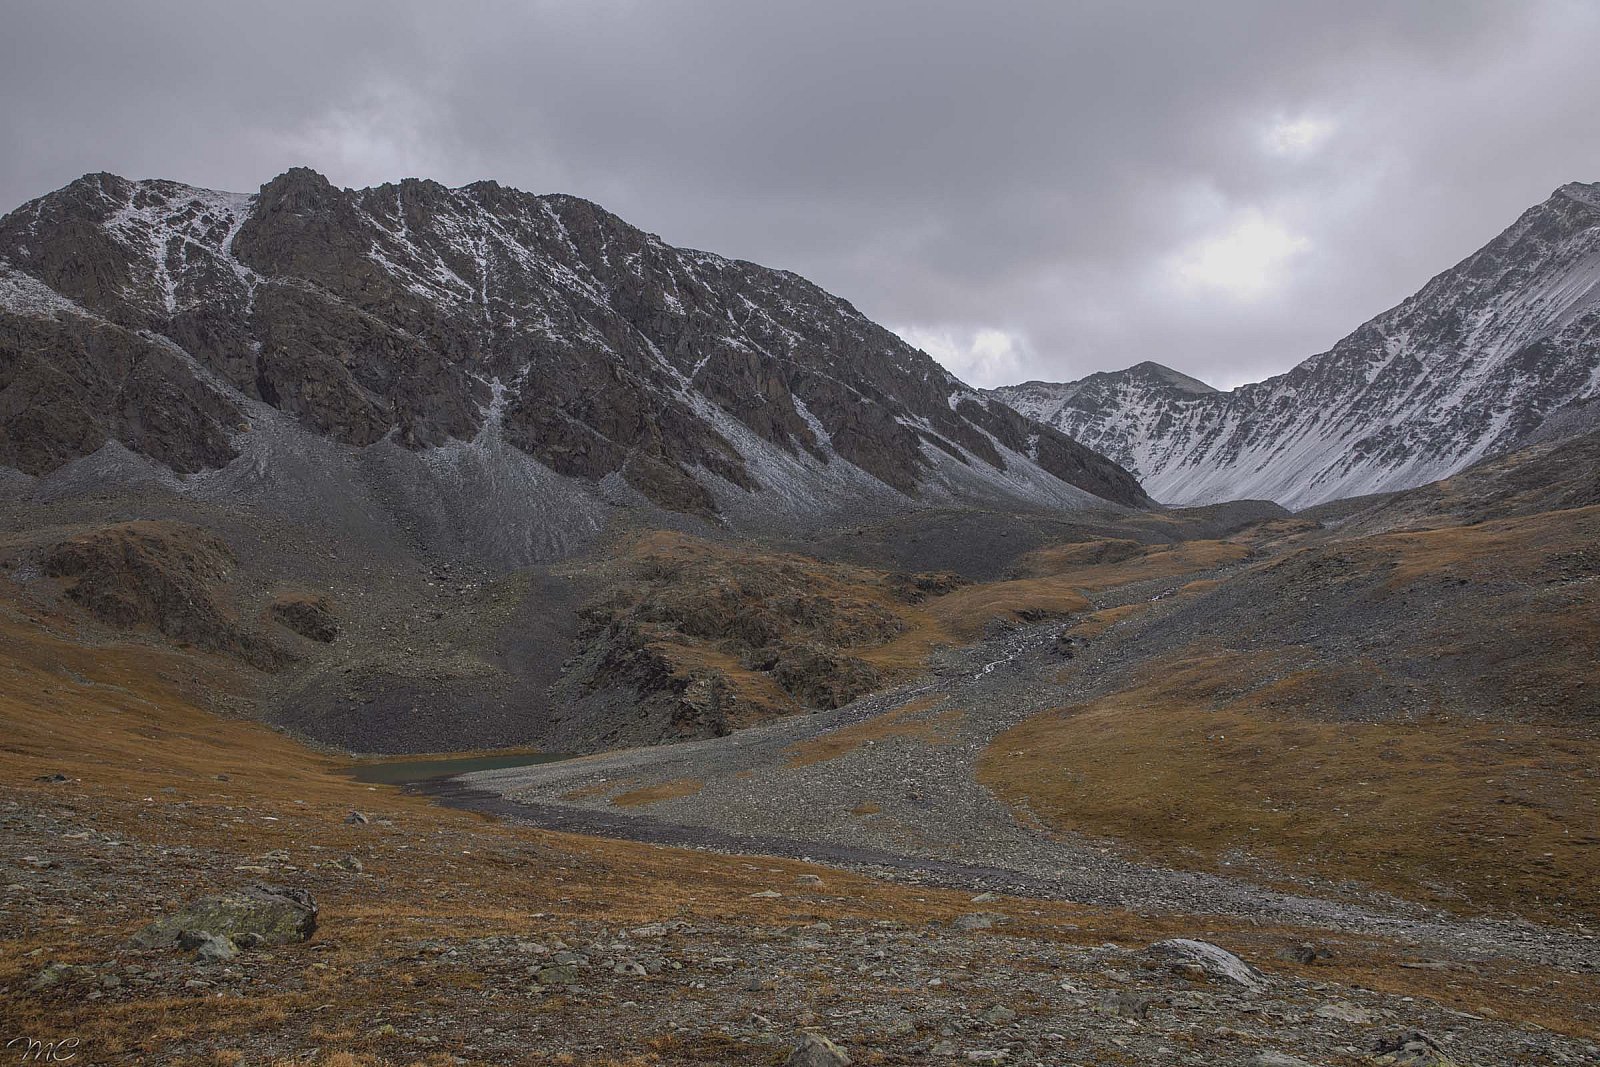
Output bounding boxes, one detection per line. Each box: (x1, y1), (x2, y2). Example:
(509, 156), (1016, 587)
(0, 168), (1147, 515)
(994, 183), (1600, 509)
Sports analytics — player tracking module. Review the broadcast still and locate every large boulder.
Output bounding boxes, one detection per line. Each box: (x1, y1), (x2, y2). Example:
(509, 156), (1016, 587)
(132, 885), (317, 950)
(785, 1032), (851, 1067)
(1143, 938), (1267, 991)
(1369, 1031), (1458, 1067)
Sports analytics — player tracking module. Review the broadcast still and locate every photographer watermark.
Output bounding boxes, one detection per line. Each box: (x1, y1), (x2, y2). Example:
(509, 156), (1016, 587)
(5, 1036), (79, 1063)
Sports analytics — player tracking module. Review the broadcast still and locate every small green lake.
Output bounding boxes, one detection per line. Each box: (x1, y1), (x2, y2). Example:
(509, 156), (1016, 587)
(345, 751), (567, 786)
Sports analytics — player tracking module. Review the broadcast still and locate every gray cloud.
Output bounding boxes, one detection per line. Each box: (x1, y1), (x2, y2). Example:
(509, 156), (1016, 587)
(4, 0), (1599, 387)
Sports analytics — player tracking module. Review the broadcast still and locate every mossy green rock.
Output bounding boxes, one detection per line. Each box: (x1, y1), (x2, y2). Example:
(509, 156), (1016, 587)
(132, 885), (317, 949)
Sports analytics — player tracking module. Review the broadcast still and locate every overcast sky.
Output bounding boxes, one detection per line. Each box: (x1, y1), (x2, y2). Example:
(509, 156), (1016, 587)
(5, 2), (1600, 388)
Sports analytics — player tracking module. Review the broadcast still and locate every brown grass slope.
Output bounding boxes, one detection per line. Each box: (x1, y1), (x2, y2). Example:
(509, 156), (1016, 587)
(980, 435), (1600, 923)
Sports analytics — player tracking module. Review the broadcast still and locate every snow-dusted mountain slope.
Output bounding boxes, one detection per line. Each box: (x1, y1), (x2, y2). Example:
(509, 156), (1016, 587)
(994, 182), (1600, 509)
(0, 168), (1146, 537)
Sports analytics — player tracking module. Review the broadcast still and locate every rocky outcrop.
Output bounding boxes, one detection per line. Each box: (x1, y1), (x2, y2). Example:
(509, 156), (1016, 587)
(761, 643), (884, 710)
(884, 571), (971, 602)
(543, 538), (924, 747)
(550, 616), (745, 747)
(42, 521), (287, 668)
(266, 592), (339, 643)
(994, 183), (1600, 508)
(0, 168), (1147, 518)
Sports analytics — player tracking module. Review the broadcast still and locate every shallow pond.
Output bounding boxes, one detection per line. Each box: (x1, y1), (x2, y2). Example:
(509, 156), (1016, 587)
(344, 751), (567, 786)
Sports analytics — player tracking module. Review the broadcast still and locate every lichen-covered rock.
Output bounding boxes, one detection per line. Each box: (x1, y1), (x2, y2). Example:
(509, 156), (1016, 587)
(132, 885), (317, 950)
(25, 961), (96, 992)
(535, 963), (580, 986)
(1095, 990), (1165, 1019)
(193, 933), (240, 963)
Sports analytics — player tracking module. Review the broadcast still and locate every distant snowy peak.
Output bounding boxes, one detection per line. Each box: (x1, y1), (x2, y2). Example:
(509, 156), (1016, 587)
(994, 362), (1225, 479)
(1125, 362), (1218, 396)
(1002, 362), (1217, 424)
(0, 168), (1148, 519)
(991, 181), (1600, 509)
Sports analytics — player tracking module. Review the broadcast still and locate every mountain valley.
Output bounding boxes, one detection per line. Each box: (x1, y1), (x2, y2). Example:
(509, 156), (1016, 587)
(2, 169), (1598, 1067)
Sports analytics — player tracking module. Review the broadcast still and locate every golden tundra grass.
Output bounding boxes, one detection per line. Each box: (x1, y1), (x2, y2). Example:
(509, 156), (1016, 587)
(609, 778), (706, 806)
(1054, 573), (1223, 645)
(782, 695), (964, 768)
(1, 617), (1596, 1056)
(1012, 537), (1250, 585)
(982, 650), (1600, 921)
(986, 505), (1600, 922)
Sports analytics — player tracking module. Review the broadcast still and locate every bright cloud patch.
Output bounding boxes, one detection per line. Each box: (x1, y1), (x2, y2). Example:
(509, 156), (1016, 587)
(1263, 115), (1336, 157)
(1168, 214), (1311, 300)
(894, 325), (1027, 388)
(272, 81), (456, 189)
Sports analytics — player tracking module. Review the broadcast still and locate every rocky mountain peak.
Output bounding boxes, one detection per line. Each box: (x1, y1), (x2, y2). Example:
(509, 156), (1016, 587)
(992, 181), (1600, 508)
(1120, 361), (1218, 395)
(1555, 180), (1600, 209)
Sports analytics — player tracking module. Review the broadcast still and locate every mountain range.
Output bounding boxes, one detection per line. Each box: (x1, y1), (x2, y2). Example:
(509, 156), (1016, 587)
(993, 182), (1600, 508)
(0, 167), (1144, 571)
(9, 169), (1599, 527)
